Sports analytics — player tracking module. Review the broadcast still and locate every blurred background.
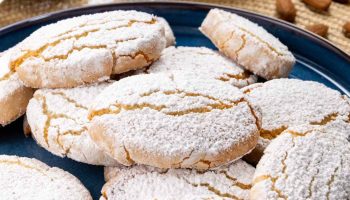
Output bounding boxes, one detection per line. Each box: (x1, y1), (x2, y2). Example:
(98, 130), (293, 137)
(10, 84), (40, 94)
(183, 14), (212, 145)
(0, 0), (349, 54)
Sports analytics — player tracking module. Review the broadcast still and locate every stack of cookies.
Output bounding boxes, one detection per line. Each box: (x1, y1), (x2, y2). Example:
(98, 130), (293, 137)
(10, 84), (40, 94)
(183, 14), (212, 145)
(0, 8), (349, 200)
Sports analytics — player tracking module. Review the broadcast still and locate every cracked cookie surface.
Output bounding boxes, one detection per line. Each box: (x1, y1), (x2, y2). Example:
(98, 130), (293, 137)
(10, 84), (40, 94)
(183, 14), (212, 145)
(242, 79), (350, 165)
(137, 46), (257, 88)
(88, 72), (261, 170)
(251, 120), (350, 200)
(9, 10), (166, 88)
(26, 82), (119, 166)
(0, 155), (92, 200)
(200, 9), (295, 80)
(0, 49), (33, 126)
(101, 159), (254, 200)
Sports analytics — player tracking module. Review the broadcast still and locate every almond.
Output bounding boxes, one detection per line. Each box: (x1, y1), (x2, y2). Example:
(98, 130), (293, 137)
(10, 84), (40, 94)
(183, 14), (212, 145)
(343, 22), (350, 38)
(276, 0), (297, 22)
(306, 24), (329, 38)
(333, 0), (349, 4)
(302, 0), (332, 11)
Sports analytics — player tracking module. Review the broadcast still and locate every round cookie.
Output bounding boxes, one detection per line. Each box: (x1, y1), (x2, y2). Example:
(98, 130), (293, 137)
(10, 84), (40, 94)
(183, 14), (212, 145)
(0, 155), (92, 200)
(101, 160), (254, 200)
(0, 49), (33, 126)
(200, 9), (295, 80)
(9, 10), (166, 88)
(242, 79), (350, 164)
(26, 82), (118, 166)
(157, 17), (176, 47)
(139, 46), (257, 88)
(88, 71), (261, 170)
(251, 121), (350, 200)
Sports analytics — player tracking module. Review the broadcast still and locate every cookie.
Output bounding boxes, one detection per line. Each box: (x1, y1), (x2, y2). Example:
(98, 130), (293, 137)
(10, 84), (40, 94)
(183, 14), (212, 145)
(200, 9), (295, 80)
(157, 17), (176, 47)
(242, 79), (350, 164)
(139, 46), (257, 88)
(0, 155), (92, 199)
(0, 49), (33, 126)
(88, 71), (261, 170)
(26, 82), (118, 166)
(101, 160), (254, 200)
(9, 10), (166, 88)
(251, 121), (350, 200)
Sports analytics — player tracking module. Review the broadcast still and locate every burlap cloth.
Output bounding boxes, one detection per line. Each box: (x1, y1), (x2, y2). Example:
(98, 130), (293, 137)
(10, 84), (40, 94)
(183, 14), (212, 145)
(0, 0), (349, 54)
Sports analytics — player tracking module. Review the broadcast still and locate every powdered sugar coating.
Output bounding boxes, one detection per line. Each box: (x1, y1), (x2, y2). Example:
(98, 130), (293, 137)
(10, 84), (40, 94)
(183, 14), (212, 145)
(26, 82), (118, 166)
(88, 71), (261, 169)
(104, 164), (166, 182)
(10, 10), (166, 88)
(200, 9), (295, 80)
(0, 51), (24, 101)
(251, 120), (350, 200)
(0, 49), (33, 126)
(0, 155), (92, 200)
(243, 79), (350, 164)
(138, 46), (257, 88)
(157, 17), (176, 47)
(101, 160), (254, 200)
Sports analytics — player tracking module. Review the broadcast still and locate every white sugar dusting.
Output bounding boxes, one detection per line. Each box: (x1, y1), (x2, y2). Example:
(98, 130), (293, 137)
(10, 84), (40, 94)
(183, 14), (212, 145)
(102, 160), (254, 200)
(139, 46), (257, 88)
(245, 78), (350, 136)
(0, 155), (92, 200)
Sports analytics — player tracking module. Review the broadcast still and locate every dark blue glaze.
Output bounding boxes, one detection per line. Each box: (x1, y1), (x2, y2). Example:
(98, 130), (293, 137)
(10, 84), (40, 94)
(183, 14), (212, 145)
(0, 2), (349, 199)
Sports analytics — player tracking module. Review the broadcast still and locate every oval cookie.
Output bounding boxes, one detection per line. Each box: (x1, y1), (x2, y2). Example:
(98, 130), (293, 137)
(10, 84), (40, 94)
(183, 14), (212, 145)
(88, 72), (261, 170)
(0, 49), (33, 126)
(10, 10), (166, 88)
(242, 79), (350, 164)
(101, 160), (254, 200)
(200, 9), (295, 80)
(139, 46), (257, 88)
(26, 82), (118, 166)
(0, 155), (92, 200)
(251, 121), (350, 200)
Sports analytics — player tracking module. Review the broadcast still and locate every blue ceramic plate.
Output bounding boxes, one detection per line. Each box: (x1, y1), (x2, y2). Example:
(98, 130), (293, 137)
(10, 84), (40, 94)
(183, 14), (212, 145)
(0, 2), (349, 199)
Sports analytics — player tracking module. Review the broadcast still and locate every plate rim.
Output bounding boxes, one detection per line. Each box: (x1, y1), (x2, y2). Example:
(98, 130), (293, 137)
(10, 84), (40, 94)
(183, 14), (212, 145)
(0, 1), (349, 62)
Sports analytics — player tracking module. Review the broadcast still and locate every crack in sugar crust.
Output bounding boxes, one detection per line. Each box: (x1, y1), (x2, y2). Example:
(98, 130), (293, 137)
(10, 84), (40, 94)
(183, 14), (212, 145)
(0, 155), (92, 200)
(243, 78), (350, 142)
(200, 9), (295, 80)
(251, 121), (350, 200)
(88, 90), (246, 119)
(102, 160), (254, 200)
(0, 49), (34, 126)
(9, 10), (166, 88)
(137, 46), (257, 88)
(26, 82), (118, 166)
(89, 72), (260, 169)
(0, 50), (28, 98)
(220, 30), (246, 58)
